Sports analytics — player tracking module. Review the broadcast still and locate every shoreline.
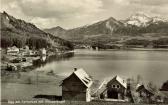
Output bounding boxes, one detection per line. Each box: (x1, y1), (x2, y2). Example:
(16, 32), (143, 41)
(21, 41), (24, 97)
(75, 48), (168, 51)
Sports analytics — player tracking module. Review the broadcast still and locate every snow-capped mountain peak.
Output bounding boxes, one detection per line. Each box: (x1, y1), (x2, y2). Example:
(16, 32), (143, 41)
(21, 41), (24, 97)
(152, 16), (168, 23)
(126, 12), (152, 27)
(125, 12), (168, 27)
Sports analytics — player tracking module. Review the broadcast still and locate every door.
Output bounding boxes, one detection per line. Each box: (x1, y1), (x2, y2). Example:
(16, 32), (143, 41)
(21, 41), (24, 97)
(107, 90), (118, 99)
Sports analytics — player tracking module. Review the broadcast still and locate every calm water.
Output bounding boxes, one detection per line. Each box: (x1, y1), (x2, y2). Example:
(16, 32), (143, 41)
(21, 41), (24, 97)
(36, 49), (168, 87)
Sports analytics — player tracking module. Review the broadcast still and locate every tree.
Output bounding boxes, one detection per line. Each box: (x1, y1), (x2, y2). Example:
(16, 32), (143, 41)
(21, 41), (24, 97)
(137, 75), (143, 84)
(160, 80), (168, 91)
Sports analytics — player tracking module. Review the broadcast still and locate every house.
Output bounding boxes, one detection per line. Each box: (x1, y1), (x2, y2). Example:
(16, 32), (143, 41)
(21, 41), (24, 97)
(157, 81), (168, 103)
(99, 76), (127, 100)
(7, 46), (19, 56)
(136, 84), (155, 98)
(136, 84), (155, 103)
(20, 45), (30, 56)
(61, 68), (93, 102)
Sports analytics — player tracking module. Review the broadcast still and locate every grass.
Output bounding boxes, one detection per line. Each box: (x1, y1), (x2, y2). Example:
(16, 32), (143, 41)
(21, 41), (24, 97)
(1, 70), (63, 101)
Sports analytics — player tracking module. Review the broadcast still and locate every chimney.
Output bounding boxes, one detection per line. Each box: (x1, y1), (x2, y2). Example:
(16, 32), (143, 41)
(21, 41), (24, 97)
(74, 68), (77, 71)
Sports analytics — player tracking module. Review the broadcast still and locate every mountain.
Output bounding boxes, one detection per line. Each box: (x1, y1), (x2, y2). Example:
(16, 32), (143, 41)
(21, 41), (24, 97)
(125, 13), (151, 27)
(43, 13), (168, 45)
(0, 11), (73, 50)
(125, 12), (168, 27)
(44, 17), (125, 42)
(44, 26), (66, 37)
(68, 17), (124, 35)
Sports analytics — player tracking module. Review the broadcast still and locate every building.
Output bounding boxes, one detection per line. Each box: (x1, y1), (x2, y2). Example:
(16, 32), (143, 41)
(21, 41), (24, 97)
(20, 45), (30, 56)
(100, 76), (127, 100)
(7, 46), (19, 56)
(136, 84), (155, 103)
(136, 84), (155, 98)
(61, 68), (93, 102)
(156, 82), (168, 103)
(39, 48), (47, 56)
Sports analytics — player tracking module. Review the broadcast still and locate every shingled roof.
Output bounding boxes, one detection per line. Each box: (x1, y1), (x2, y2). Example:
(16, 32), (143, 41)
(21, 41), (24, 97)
(108, 75), (127, 88)
(61, 68), (93, 88)
(74, 68), (93, 88)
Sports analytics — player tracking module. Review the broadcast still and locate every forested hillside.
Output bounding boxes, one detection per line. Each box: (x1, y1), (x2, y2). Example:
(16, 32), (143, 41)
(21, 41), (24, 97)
(0, 11), (73, 50)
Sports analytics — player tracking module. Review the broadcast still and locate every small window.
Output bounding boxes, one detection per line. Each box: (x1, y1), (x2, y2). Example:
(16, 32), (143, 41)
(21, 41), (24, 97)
(117, 85), (120, 88)
(113, 85), (116, 88)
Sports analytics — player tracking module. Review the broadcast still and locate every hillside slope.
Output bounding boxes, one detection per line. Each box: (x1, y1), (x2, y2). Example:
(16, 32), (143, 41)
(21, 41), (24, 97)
(0, 11), (73, 50)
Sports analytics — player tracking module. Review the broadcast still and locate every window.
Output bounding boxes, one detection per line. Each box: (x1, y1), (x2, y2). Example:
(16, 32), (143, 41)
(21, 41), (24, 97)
(113, 85), (116, 88)
(117, 85), (120, 88)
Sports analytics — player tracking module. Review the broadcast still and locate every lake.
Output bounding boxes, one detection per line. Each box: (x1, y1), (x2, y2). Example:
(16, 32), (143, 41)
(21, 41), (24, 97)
(35, 49), (168, 87)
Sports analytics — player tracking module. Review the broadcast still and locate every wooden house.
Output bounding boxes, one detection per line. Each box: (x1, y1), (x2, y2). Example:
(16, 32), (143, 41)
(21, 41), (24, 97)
(61, 68), (93, 102)
(99, 76), (127, 100)
(136, 84), (155, 98)
(136, 84), (155, 103)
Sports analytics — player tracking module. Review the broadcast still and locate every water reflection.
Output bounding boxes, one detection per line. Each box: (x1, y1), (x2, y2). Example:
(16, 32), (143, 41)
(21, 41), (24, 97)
(33, 52), (74, 68)
(41, 55), (47, 62)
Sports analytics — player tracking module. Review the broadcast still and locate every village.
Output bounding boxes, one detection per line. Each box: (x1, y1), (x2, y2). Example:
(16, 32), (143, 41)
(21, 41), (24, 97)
(1, 45), (72, 72)
(1, 45), (47, 71)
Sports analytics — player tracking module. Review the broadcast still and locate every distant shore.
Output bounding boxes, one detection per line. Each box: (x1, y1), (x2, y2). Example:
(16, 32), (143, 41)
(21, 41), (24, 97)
(125, 48), (168, 51)
(77, 48), (168, 51)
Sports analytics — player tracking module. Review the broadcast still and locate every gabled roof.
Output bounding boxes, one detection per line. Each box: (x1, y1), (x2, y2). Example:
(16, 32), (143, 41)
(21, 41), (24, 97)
(62, 68), (93, 88)
(74, 68), (93, 88)
(136, 84), (155, 95)
(93, 80), (107, 95)
(108, 75), (127, 88)
(159, 91), (168, 98)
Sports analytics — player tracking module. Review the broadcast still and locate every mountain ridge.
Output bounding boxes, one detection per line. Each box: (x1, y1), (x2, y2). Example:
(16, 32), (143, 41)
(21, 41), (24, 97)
(0, 11), (73, 50)
(125, 12), (168, 27)
(44, 13), (168, 39)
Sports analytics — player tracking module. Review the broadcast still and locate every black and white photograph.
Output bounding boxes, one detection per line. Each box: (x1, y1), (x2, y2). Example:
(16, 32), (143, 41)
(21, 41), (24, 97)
(1, 0), (168, 105)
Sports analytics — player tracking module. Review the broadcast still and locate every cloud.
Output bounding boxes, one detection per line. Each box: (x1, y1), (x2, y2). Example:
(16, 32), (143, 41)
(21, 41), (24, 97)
(18, 0), (103, 18)
(110, 0), (168, 6)
(103, 0), (168, 18)
(130, 0), (168, 6)
(1, 0), (168, 29)
(1, 0), (103, 28)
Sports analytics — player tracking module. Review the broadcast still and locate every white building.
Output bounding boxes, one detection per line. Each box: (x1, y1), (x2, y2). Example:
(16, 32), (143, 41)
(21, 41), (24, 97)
(7, 46), (19, 56)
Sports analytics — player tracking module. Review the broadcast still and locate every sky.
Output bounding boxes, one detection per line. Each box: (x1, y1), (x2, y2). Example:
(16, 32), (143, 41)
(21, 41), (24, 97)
(1, 0), (168, 29)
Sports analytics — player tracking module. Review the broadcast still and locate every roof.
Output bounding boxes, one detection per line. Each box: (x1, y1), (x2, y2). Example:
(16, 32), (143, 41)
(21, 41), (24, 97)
(7, 46), (19, 52)
(157, 91), (168, 98)
(62, 68), (93, 88)
(74, 68), (93, 88)
(108, 75), (127, 88)
(92, 80), (107, 95)
(136, 84), (155, 95)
